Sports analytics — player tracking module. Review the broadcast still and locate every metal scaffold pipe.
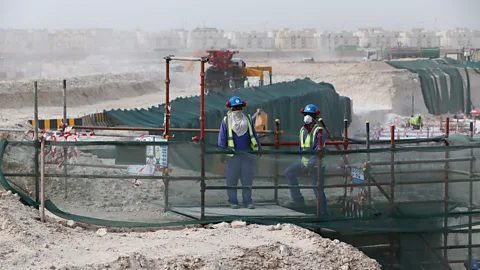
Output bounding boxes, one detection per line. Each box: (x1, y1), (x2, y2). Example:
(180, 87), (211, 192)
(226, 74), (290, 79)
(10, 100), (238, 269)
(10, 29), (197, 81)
(72, 125), (274, 134)
(200, 58), (207, 220)
(164, 58), (171, 138)
(164, 55), (209, 62)
(34, 81), (39, 204)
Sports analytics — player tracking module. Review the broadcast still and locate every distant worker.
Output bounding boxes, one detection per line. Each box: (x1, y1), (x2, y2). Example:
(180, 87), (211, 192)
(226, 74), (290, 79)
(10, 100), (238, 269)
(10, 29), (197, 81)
(409, 115), (423, 130)
(283, 104), (328, 217)
(464, 50), (471, 61)
(229, 77), (236, 91)
(243, 77), (250, 88)
(218, 96), (262, 209)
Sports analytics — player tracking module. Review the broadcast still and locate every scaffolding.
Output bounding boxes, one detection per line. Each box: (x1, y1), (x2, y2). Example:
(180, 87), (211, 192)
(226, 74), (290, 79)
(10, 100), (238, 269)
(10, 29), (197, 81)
(0, 55), (479, 269)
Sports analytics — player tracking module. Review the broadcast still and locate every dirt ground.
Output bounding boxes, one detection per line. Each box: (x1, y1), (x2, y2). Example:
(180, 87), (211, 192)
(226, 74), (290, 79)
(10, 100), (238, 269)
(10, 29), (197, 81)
(0, 190), (380, 270)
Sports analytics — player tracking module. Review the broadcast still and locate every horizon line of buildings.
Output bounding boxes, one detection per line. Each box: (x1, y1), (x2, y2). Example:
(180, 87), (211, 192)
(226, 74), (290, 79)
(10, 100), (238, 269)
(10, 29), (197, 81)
(1, 27), (480, 55)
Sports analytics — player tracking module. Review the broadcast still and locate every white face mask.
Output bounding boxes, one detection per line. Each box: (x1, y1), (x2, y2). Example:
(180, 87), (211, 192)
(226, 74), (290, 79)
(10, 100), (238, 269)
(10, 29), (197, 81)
(304, 115), (313, 124)
(231, 110), (243, 118)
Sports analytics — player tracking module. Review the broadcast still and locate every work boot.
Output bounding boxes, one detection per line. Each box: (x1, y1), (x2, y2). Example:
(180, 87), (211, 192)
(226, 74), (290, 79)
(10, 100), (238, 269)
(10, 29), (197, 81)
(230, 204), (239, 209)
(246, 204), (255, 209)
(283, 198), (306, 208)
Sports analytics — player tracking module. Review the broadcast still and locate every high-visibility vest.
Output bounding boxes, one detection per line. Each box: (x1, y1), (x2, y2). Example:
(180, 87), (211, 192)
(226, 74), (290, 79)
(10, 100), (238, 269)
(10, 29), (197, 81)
(244, 80), (249, 88)
(409, 117), (423, 126)
(224, 114), (259, 157)
(300, 125), (325, 167)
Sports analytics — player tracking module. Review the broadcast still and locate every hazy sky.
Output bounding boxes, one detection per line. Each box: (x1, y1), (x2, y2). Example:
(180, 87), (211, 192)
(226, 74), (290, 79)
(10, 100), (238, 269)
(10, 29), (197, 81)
(0, 0), (478, 32)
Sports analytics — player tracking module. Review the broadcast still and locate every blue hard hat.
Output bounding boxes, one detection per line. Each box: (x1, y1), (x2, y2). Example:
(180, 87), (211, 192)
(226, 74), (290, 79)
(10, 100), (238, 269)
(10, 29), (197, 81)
(226, 96), (246, 108)
(301, 104), (320, 115)
(471, 259), (479, 270)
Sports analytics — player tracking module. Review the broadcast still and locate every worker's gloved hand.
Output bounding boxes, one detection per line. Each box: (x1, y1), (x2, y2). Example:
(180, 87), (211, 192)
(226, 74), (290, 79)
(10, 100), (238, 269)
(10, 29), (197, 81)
(220, 155), (226, 164)
(301, 166), (310, 175)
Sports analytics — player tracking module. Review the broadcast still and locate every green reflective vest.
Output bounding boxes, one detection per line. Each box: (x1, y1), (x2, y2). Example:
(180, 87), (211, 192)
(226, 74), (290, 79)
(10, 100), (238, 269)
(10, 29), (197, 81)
(409, 117), (423, 126)
(300, 125), (325, 168)
(224, 114), (259, 157)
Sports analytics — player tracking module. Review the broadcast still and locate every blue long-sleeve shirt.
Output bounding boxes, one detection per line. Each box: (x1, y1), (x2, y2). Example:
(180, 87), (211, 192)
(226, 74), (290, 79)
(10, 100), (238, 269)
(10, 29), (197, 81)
(300, 127), (327, 168)
(218, 117), (262, 151)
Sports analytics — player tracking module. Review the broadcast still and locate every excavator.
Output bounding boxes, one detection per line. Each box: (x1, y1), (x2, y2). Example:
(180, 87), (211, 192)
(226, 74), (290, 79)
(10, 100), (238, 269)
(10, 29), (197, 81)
(184, 49), (273, 93)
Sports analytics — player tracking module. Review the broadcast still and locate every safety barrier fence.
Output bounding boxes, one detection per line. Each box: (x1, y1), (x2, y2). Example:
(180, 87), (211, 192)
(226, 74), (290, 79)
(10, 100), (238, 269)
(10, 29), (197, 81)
(8, 56), (480, 269)
(2, 116), (480, 269)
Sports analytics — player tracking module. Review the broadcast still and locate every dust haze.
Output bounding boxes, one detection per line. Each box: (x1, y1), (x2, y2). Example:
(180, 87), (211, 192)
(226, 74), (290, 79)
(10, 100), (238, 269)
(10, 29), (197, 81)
(1, 1), (480, 270)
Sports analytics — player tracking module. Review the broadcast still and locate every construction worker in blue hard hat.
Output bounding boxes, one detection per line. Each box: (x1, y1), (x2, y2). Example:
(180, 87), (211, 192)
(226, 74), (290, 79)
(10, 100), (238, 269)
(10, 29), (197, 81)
(465, 259), (479, 270)
(283, 104), (328, 217)
(218, 96), (262, 209)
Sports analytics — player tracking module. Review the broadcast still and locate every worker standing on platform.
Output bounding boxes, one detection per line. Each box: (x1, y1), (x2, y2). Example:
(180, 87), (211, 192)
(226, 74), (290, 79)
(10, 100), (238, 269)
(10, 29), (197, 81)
(218, 96), (262, 209)
(283, 104), (328, 217)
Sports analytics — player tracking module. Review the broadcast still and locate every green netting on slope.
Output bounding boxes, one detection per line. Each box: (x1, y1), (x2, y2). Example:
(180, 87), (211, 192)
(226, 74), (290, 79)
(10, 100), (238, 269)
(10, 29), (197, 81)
(3, 139), (480, 269)
(2, 139), (480, 227)
(386, 59), (476, 115)
(103, 78), (352, 142)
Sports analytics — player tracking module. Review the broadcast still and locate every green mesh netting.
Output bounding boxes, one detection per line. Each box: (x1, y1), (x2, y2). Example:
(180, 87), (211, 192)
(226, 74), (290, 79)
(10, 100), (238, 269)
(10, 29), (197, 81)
(103, 78), (352, 142)
(386, 59), (480, 115)
(2, 137), (480, 226)
(2, 135), (480, 269)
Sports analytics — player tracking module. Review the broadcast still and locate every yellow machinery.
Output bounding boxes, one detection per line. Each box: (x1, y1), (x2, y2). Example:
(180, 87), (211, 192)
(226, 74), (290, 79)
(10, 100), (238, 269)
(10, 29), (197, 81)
(237, 66), (273, 86)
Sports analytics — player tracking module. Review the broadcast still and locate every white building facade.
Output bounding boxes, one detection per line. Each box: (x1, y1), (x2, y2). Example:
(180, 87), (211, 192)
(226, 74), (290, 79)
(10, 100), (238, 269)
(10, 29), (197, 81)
(398, 28), (441, 48)
(354, 28), (399, 48)
(318, 31), (359, 49)
(472, 30), (480, 48)
(228, 31), (274, 50)
(0, 29), (49, 54)
(439, 28), (476, 48)
(274, 28), (317, 50)
(155, 30), (183, 50)
(187, 28), (229, 50)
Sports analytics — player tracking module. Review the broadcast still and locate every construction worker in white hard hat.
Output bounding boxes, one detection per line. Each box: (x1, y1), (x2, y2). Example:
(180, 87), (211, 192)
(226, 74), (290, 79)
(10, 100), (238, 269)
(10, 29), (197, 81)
(283, 104), (328, 217)
(218, 96), (262, 209)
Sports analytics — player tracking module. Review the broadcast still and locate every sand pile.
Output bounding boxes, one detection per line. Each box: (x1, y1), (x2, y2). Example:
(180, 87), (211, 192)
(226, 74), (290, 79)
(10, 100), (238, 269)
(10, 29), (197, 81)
(0, 69), (200, 110)
(252, 61), (424, 113)
(0, 191), (380, 270)
(0, 61), (429, 131)
(0, 69), (200, 128)
(246, 60), (429, 135)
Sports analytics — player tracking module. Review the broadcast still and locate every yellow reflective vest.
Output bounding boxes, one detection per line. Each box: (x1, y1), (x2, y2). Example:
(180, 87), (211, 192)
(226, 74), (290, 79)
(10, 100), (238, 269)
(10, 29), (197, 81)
(224, 114), (259, 157)
(409, 117), (423, 126)
(300, 125), (325, 168)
